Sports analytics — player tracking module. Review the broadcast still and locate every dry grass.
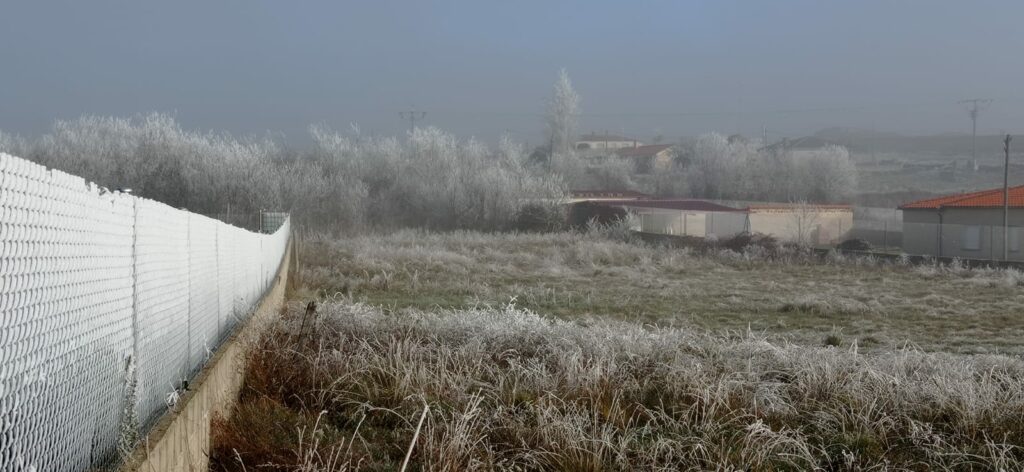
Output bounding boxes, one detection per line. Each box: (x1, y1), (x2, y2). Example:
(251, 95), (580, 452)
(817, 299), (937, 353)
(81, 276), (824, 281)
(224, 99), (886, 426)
(212, 299), (1024, 471)
(298, 230), (1024, 355)
(210, 230), (1024, 470)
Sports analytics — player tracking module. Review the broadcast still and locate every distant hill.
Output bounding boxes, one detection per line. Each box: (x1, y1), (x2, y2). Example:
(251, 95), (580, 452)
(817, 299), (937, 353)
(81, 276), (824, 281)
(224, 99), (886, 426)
(812, 127), (1011, 157)
(814, 127), (905, 141)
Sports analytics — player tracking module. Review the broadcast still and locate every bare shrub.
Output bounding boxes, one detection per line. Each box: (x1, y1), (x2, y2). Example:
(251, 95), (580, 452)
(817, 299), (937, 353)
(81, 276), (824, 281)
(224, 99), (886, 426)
(507, 202), (567, 233)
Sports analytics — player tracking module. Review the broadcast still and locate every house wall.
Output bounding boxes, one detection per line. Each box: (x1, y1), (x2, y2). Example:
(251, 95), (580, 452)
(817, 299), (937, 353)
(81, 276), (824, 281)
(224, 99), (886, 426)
(631, 208), (746, 238)
(652, 150), (673, 172)
(748, 209), (853, 245)
(707, 211), (748, 239)
(902, 208), (1024, 260)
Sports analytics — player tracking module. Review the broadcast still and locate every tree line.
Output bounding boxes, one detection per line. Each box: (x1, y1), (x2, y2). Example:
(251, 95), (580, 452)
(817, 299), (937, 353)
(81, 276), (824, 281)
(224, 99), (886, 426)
(0, 71), (858, 233)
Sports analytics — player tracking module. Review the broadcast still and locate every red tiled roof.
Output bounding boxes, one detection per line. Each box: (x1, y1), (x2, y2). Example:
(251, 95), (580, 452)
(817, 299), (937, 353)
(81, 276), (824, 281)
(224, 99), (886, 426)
(899, 185), (1024, 209)
(615, 144), (673, 158)
(599, 199), (744, 212)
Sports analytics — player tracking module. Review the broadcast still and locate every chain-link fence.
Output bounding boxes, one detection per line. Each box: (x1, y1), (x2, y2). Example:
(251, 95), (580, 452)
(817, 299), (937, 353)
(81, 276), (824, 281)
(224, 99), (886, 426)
(0, 153), (291, 471)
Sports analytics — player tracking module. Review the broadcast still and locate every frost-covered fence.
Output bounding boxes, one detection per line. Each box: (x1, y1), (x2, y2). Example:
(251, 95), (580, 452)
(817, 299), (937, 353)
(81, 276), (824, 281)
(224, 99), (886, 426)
(0, 153), (291, 471)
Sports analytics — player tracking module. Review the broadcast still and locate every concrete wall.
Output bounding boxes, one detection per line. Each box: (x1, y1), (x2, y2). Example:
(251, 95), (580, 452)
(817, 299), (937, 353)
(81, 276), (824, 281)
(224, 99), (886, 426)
(633, 208), (746, 238)
(748, 209), (853, 245)
(902, 208), (1024, 260)
(120, 239), (293, 472)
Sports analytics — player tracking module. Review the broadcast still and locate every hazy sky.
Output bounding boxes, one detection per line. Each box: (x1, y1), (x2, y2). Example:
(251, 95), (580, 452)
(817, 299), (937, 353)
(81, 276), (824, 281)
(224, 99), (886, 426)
(2, 0), (1023, 145)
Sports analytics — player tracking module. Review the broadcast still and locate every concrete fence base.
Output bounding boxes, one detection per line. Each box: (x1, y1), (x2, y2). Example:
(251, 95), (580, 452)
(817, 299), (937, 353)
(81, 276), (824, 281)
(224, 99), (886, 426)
(119, 239), (294, 471)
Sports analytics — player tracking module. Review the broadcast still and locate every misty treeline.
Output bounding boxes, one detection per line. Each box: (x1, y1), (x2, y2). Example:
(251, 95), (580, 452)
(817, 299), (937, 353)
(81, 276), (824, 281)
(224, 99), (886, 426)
(0, 103), (855, 232)
(0, 114), (561, 232)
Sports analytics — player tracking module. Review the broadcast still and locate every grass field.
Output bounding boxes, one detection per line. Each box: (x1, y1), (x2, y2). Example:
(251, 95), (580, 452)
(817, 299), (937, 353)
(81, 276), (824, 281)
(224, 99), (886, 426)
(211, 230), (1024, 470)
(298, 230), (1024, 355)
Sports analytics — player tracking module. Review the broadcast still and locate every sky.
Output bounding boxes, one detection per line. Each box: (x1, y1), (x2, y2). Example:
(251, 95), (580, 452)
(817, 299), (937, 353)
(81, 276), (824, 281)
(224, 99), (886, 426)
(2, 0), (1023, 146)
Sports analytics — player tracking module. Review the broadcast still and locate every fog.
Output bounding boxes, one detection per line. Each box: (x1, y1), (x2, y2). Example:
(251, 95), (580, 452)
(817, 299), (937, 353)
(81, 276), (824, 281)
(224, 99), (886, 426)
(2, 0), (1023, 144)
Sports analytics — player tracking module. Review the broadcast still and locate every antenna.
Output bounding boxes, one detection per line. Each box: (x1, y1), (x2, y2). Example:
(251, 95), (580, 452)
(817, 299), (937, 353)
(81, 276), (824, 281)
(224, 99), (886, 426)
(958, 98), (993, 171)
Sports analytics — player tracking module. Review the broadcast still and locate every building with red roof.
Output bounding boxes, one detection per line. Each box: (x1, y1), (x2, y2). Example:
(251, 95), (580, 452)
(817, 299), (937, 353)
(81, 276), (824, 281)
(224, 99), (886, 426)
(900, 186), (1024, 259)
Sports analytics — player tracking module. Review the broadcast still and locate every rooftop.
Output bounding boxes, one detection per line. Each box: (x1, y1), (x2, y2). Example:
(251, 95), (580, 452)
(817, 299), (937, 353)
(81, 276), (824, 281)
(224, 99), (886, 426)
(746, 203), (853, 212)
(599, 199), (744, 212)
(570, 189), (651, 199)
(578, 133), (635, 142)
(899, 185), (1024, 210)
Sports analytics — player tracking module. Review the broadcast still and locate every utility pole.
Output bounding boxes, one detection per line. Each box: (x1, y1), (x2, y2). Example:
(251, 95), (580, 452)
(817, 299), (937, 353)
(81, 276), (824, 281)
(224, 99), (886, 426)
(959, 98), (992, 171)
(399, 109), (427, 134)
(1003, 134), (1012, 261)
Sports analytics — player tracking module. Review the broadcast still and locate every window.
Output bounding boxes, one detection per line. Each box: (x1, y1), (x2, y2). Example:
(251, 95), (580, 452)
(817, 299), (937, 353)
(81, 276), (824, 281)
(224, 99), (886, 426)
(1011, 226), (1021, 253)
(961, 225), (981, 251)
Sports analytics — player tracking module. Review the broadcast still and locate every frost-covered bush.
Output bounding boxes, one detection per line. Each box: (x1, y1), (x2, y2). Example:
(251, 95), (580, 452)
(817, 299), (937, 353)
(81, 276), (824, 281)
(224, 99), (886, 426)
(508, 202), (567, 233)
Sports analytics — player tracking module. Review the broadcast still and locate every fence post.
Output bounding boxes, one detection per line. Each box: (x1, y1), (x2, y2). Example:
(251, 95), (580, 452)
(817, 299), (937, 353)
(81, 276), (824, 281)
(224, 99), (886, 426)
(185, 214), (191, 377)
(883, 221), (888, 252)
(130, 198), (141, 427)
(215, 223), (220, 338)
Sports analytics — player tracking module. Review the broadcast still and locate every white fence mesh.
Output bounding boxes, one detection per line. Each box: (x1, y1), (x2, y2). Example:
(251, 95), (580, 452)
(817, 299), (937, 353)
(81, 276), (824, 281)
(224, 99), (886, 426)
(0, 153), (291, 470)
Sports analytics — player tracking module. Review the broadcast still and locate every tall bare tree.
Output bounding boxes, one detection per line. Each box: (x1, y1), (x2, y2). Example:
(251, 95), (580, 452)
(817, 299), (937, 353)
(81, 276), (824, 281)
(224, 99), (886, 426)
(546, 68), (580, 161)
(789, 200), (822, 246)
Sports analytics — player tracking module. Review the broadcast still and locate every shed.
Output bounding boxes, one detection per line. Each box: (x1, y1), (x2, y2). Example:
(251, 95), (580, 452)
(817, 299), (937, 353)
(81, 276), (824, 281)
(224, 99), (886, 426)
(899, 185), (1024, 260)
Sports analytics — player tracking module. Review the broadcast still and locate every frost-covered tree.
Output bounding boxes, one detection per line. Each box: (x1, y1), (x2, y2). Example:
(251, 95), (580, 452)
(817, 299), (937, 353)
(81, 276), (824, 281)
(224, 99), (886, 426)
(4, 113), (564, 233)
(545, 68), (580, 160)
(794, 145), (858, 203)
(686, 133), (749, 199)
(683, 133), (856, 203)
(0, 130), (26, 155)
(310, 125), (563, 231)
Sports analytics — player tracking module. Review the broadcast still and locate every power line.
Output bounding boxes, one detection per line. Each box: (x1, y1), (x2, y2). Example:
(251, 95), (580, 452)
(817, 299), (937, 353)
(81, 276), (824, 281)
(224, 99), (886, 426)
(958, 98), (993, 171)
(399, 109), (427, 133)
(1003, 134), (1012, 261)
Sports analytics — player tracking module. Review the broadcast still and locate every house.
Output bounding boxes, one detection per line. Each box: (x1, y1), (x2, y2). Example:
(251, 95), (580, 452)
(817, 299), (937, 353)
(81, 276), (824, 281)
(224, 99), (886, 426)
(575, 133), (640, 151)
(899, 186), (1024, 260)
(615, 144), (675, 173)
